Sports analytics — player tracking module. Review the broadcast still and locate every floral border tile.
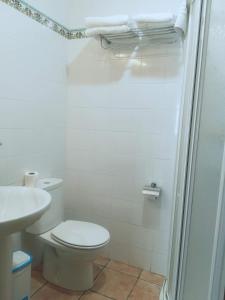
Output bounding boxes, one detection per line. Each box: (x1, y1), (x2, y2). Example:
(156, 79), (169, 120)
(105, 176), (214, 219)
(0, 0), (86, 39)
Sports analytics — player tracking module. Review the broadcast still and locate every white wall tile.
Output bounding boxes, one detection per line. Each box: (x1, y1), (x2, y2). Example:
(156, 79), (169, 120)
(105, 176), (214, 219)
(65, 0), (183, 272)
(109, 243), (129, 264)
(150, 251), (169, 275)
(0, 6), (66, 184)
(128, 247), (152, 270)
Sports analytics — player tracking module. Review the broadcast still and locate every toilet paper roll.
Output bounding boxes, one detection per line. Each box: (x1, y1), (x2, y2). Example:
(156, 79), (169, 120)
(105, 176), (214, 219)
(142, 189), (160, 197)
(24, 171), (39, 187)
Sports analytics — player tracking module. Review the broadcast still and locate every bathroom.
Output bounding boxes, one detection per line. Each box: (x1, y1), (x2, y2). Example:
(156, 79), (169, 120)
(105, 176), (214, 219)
(0, 0), (225, 299)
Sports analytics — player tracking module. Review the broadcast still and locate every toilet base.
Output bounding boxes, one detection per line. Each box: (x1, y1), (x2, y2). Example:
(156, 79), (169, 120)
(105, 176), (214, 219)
(43, 245), (94, 291)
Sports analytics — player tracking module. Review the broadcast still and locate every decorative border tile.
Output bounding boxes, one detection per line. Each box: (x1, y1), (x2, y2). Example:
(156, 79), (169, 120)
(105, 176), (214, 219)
(0, 0), (87, 39)
(69, 30), (87, 39)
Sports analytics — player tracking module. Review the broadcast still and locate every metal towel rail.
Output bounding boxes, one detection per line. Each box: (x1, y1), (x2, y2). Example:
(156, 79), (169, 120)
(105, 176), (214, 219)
(99, 25), (180, 49)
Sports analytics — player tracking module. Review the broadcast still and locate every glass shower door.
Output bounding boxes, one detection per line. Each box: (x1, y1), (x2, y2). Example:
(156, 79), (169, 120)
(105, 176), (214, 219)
(178, 0), (225, 299)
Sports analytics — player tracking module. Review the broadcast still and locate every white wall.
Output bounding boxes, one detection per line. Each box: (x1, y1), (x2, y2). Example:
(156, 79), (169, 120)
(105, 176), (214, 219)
(0, 3), (67, 248)
(65, 0), (183, 275)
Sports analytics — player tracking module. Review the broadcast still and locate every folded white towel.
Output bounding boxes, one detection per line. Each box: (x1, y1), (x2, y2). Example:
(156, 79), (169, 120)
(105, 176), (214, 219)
(175, 0), (187, 35)
(85, 15), (129, 28)
(86, 25), (130, 37)
(133, 13), (175, 24)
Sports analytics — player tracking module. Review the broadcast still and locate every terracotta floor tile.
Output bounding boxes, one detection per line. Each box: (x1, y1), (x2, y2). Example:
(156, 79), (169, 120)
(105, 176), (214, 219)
(94, 256), (110, 267)
(140, 271), (165, 287)
(32, 264), (43, 272)
(31, 283), (83, 300)
(31, 270), (46, 296)
(92, 268), (137, 300)
(80, 291), (110, 300)
(128, 280), (161, 300)
(94, 263), (104, 279)
(31, 260), (164, 300)
(107, 260), (141, 278)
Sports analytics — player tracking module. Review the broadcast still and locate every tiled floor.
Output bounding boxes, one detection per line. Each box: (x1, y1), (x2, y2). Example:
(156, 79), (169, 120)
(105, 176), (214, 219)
(31, 257), (164, 300)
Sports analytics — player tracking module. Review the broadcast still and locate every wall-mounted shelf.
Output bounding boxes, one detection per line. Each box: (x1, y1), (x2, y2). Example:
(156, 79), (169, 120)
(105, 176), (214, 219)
(99, 25), (181, 50)
(1, 0), (188, 44)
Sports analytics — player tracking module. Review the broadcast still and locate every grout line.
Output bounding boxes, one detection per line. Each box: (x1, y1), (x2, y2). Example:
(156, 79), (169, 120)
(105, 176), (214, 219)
(92, 259), (142, 300)
(104, 258), (111, 267)
(140, 277), (165, 287)
(106, 266), (142, 278)
(89, 260), (116, 299)
(93, 259), (110, 282)
(77, 291), (85, 300)
(138, 269), (166, 288)
(31, 281), (48, 298)
(139, 280), (165, 292)
(126, 278), (138, 299)
(126, 268), (142, 299)
(90, 290), (116, 300)
(104, 266), (142, 279)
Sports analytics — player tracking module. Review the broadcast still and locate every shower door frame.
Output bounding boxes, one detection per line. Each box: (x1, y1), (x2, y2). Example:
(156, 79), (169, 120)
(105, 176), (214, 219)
(209, 143), (225, 300)
(166, 0), (204, 298)
(174, 0), (210, 298)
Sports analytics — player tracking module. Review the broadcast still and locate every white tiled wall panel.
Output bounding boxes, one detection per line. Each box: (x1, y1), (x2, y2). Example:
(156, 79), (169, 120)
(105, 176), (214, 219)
(65, 0), (184, 275)
(0, 4), (67, 186)
(0, 3), (67, 248)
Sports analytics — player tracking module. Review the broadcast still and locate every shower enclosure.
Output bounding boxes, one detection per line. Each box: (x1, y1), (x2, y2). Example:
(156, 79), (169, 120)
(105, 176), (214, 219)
(166, 0), (225, 299)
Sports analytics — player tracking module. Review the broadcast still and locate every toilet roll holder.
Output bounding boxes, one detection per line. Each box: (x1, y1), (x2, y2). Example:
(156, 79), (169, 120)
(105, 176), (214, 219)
(142, 182), (161, 200)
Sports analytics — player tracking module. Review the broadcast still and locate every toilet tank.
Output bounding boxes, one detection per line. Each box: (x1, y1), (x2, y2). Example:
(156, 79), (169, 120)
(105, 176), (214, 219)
(26, 178), (64, 234)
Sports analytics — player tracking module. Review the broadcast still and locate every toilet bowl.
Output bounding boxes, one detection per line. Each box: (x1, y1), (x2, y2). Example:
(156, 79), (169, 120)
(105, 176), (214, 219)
(26, 178), (110, 291)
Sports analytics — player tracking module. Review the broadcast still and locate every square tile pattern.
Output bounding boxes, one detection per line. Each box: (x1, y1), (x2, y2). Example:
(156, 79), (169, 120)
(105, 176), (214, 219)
(31, 257), (164, 300)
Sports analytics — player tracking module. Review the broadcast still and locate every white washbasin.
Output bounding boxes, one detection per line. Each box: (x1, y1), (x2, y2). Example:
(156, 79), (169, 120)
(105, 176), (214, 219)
(0, 186), (51, 299)
(0, 186), (51, 235)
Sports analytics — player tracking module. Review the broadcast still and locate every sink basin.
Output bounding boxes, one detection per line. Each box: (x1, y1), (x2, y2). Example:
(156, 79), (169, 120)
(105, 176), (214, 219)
(0, 186), (51, 236)
(0, 186), (51, 299)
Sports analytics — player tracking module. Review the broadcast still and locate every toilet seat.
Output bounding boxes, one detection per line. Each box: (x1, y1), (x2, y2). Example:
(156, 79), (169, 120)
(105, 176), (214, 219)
(50, 220), (110, 249)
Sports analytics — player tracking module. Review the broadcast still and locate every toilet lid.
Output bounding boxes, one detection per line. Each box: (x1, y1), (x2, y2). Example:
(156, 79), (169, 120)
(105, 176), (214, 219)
(51, 220), (110, 248)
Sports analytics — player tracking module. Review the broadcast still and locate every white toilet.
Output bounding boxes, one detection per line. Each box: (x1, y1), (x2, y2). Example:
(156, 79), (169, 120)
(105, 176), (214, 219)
(26, 178), (110, 291)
